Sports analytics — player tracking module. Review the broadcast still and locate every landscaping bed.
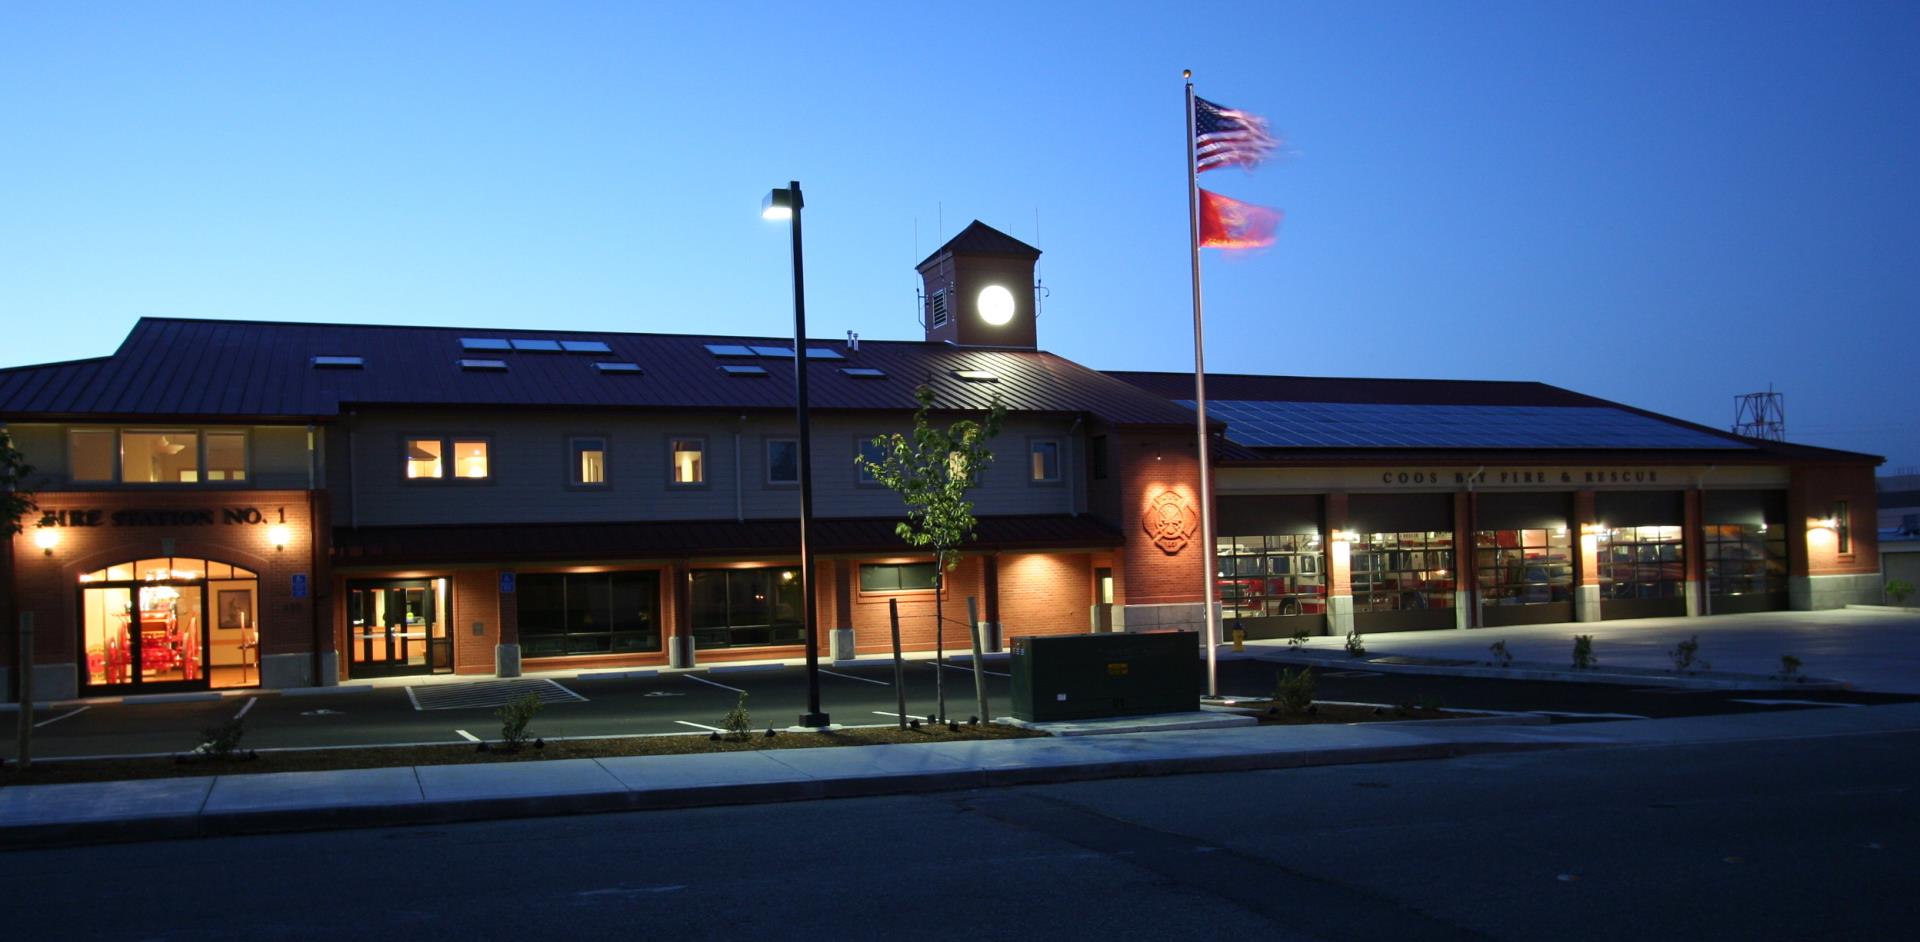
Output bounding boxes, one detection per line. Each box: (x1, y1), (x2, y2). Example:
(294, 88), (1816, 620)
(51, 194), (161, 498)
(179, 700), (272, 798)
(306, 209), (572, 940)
(0, 723), (1044, 788)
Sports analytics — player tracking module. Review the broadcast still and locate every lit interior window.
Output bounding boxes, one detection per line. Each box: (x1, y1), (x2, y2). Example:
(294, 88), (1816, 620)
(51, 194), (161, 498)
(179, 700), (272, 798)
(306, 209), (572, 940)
(575, 438), (606, 485)
(206, 432), (247, 482)
(672, 439), (704, 484)
(1030, 440), (1060, 481)
(406, 439), (444, 479)
(454, 440), (490, 479)
(120, 432), (200, 484)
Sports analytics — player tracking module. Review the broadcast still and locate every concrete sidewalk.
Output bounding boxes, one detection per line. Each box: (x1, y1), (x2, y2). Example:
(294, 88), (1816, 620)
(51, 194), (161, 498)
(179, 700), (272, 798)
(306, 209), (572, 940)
(9, 702), (1920, 851)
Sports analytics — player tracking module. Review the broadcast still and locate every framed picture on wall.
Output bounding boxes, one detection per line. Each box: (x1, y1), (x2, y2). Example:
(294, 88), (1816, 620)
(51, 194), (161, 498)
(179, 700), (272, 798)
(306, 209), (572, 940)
(217, 589), (253, 630)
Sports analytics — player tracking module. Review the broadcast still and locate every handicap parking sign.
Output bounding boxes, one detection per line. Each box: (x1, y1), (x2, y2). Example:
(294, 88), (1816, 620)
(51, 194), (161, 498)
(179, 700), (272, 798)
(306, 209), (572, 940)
(500, 571), (516, 594)
(291, 573), (309, 599)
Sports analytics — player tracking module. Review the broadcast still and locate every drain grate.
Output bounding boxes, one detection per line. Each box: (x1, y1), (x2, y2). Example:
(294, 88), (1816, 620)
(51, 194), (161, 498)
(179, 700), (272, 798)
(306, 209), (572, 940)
(408, 678), (587, 712)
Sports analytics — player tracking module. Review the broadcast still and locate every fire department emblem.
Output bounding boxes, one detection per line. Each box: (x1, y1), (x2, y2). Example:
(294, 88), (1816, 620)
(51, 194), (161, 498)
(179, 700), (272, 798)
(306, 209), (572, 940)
(1142, 490), (1199, 555)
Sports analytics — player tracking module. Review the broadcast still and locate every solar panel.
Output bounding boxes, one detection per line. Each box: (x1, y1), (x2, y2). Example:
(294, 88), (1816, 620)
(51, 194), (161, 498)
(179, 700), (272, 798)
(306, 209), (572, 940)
(720, 364), (768, 377)
(594, 362), (642, 374)
(510, 339), (563, 352)
(458, 359), (508, 372)
(705, 344), (756, 357)
(310, 355), (364, 369)
(1178, 400), (1753, 451)
(560, 340), (613, 354)
(460, 338), (511, 351)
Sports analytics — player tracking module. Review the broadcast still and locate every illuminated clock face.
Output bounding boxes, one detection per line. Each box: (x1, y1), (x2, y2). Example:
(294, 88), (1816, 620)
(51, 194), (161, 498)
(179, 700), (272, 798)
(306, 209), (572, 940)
(977, 285), (1015, 326)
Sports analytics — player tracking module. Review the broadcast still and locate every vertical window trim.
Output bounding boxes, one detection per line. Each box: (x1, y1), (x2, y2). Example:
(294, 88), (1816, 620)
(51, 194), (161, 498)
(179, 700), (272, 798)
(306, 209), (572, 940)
(668, 434), (708, 488)
(764, 437), (800, 487)
(567, 434), (610, 489)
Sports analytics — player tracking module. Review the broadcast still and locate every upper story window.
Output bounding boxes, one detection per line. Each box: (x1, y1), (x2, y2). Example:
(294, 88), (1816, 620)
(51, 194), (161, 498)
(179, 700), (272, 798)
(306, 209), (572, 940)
(856, 438), (886, 484)
(1091, 435), (1109, 480)
(1029, 438), (1061, 483)
(572, 437), (607, 486)
(671, 438), (705, 485)
(453, 440), (490, 479)
(767, 438), (799, 485)
(404, 436), (490, 482)
(405, 439), (444, 479)
(66, 428), (251, 486)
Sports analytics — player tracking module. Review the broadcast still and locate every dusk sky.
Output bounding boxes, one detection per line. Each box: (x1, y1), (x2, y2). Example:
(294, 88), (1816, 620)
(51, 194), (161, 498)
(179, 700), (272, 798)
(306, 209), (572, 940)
(3, 2), (1915, 470)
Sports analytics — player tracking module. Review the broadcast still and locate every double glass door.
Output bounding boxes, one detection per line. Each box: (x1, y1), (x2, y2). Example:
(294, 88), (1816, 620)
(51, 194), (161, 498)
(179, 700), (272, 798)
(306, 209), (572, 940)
(81, 584), (207, 691)
(346, 580), (452, 678)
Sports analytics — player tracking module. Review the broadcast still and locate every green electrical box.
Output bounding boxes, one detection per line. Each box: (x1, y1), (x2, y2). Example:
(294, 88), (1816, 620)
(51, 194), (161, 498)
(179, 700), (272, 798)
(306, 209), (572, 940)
(1009, 631), (1199, 722)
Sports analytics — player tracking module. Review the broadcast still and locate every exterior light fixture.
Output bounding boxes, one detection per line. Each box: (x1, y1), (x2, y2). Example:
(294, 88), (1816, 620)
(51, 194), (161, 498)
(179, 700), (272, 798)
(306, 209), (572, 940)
(977, 284), (1015, 326)
(33, 527), (58, 556)
(1812, 517), (1839, 530)
(267, 524), (291, 550)
(761, 187), (796, 221)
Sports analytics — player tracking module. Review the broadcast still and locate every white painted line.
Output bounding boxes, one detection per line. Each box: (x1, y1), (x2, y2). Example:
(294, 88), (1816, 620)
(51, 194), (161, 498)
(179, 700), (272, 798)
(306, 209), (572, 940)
(33, 705), (90, 729)
(684, 673), (746, 694)
(674, 720), (728, 733)
(233, 697), (258, 721)
(820, 668), (889, 686)
(454, 729), (481, 742)
(1528, 710), (1650, 720)
(1729, 698), (1862, 708)
(711, 663), (784, 674)
(1324, 670), (1385, 678)
(931, 661), (1010, 678)
(546, 679), (588, 703)
(406, 686), (422, 711)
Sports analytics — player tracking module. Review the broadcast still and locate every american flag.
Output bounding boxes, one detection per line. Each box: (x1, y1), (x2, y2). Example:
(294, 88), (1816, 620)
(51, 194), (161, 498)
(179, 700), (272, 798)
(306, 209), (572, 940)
(1193, 95), (1278, 173)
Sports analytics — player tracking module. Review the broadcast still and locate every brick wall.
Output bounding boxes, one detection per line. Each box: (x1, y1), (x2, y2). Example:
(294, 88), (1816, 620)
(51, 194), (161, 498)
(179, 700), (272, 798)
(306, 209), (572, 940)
(1792, 463), (1880, 577)
(452, 568), (499, 675)
(1110, 431), (1206, 605)
(847, 553), (986, 654)
(997, 551), (1091, 636)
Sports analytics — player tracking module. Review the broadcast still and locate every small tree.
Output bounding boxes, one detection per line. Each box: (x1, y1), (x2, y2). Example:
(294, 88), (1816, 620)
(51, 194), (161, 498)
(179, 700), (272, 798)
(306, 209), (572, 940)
(1, 427), (35, 538)
(857, 385), (1005, 723)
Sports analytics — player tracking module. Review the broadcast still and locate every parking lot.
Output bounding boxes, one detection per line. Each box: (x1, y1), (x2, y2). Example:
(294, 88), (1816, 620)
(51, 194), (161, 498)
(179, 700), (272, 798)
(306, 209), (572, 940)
(4, 655), (1914, 761)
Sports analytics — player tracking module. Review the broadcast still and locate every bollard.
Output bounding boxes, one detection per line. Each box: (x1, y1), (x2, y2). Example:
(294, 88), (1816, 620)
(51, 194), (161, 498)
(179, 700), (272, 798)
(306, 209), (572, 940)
(1232, 627), (1245, 652)
(15, 612), (33, 770)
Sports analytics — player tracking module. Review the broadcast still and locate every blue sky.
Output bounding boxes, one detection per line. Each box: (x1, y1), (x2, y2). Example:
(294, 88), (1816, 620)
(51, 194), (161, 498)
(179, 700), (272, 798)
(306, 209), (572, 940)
(3, 2), (1915, 469)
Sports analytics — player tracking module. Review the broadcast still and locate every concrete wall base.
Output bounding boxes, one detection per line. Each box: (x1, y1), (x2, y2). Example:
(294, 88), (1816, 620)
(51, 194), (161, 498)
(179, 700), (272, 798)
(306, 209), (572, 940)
(1574, 585), (1602, 623)
(830, 628), (855, 661)
(1457, 593), (1475, 630)
(315, 651), (339, 687)
(26, 663), (78, 703)
(974, 621), (1001, 653)
(1791, 573), (1882, 610)
(261, 652), (314, 689)
(1121, 602), (1212, 638)
(495, 643), (522, 678)
(1327, 595), (1355, 637)
(668, 635), (695, 669)
(1685, 580), (1703, 617)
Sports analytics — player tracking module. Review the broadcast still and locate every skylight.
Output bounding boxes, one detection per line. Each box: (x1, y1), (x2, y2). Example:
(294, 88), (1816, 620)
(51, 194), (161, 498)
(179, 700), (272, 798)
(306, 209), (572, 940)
(953, 369), (999, 382)
(560, 340), (613, 354)
(840, 367), (886, 379)
(804, 347), (845, 360)
(705, 344), (756, 357)
(720, 364), (769, 377)
(310, 355), (364, 369)
(510, 339), (563, 352)
(460, 338), (512, 352)
(594, 362), (642, 374)
(458, 359), (509, 371)
(751, 345), (793, 358)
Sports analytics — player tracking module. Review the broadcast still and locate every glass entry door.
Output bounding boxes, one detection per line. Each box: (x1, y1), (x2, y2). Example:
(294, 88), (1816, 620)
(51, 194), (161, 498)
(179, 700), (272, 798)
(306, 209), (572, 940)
(80, 583), (208, 691)
(346, 580), (452, 678)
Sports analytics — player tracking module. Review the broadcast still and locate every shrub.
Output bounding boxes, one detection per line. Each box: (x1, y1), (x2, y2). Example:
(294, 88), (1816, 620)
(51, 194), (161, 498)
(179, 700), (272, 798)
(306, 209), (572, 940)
(1887, 579), (1914, 605)
(496, 693), (542, 750)
(1571, 635), (1596, 670)
(1779, 654), (1803, 681)
(1345, 630), (1367, 658)
(1669, 635), (1702, 673)
(722, 692), (753, 741)
(1488, 640), (1513, 668)
(196, 718), (248, 759)
(1287, 627), (1310, 648)
(1273, 668), (1315, 715)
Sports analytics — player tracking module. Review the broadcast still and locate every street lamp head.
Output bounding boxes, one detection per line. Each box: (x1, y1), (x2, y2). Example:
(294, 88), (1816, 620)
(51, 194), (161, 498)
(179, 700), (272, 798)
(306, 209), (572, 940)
(762, 186), (800, 220)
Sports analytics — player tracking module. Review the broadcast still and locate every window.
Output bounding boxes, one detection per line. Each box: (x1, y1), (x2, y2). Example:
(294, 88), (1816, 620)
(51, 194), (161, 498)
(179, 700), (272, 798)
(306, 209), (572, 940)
(69, 429), (115, 482)
(516, 571), (661, 657)
(1029, 439), (1060, 482)
(1090, 435), (1109, 480)
(571, 437), (607, 486)
(1350, 532), (1455, 612)
(121, 432), (200, 483)
(205, 432), (247, 482)
(1703, 524), (1786, 597)
(689, 568), (803, 649)
(859, 562), (938, 593)
(452, 440), (489, 479)
(1474, 529), (1572, 607)
(310, 355), (364, 369)
(405, 439), (444, 479)
(857, 438), (886, 484)
(671, 438), (704, 485)
(1215, 535), (1326, 618)
(1835, 501), (1851, 554)
(1596, 526), (1685, 600)
(766, 439), (799, 485)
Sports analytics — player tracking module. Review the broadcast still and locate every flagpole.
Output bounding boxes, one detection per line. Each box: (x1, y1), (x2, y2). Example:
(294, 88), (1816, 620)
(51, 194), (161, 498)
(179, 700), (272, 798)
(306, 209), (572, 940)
(1184, 69), (1220, 699)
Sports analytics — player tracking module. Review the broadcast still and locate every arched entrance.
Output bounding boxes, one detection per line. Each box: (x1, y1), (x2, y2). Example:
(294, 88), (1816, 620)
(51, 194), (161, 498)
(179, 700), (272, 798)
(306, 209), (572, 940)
(77, 557), (260, 693)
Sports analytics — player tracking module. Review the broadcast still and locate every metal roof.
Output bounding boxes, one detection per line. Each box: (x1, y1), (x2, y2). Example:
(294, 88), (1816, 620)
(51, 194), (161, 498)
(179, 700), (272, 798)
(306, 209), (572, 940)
(0, 318), (1197, 427)
(916, 220), (1041, 269)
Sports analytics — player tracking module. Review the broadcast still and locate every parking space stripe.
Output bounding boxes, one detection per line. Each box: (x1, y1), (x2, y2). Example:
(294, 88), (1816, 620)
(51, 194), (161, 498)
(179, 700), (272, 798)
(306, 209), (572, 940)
(930, 661), (1010, 678)
(820, 669), (889, 686)
(454, 729), (481, 742)
(674, 720), (727, 732)
(234, 697), (258, 721)
(1729, 698), (1862, 708)
(33, 706), (89, 728)
(684, 674), (746, 694)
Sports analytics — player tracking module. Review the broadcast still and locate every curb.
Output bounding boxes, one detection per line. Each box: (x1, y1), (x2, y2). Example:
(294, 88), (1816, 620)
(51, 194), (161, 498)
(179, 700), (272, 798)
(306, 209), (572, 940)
(0, 738), (1578, 851)
(1249, 650), (1844, 691)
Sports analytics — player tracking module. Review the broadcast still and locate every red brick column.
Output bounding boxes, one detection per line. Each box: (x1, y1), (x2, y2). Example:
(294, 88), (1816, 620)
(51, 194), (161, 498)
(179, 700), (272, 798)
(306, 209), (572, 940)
(1325, 492), (1352, 637)
(1683, 489), (1705, 616)
(1573, 489), (1601, 622)
(1454, 491), (1475, 629)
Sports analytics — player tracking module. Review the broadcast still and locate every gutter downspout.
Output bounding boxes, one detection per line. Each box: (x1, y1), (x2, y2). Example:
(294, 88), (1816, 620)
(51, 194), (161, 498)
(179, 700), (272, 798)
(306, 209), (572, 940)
(1066, 415), (1084, 517)
(733, 415), (746, 523)
(307, 423), (324, 687)
(1464, 466), (1483, 628)
(346, 411), (358, 530)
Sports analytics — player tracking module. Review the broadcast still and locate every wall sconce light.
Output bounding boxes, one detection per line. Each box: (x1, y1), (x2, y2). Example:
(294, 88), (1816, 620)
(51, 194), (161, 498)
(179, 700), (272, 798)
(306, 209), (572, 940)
(267, 524), (291, 550)
(33, 527), (58, 556)
(1811, 517), (1839, 531)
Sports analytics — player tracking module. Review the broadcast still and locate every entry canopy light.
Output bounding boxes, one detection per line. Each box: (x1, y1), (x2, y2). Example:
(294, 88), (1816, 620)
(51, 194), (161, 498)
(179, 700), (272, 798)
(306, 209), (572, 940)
(761, 186), (800, 220)
(268, 525), (292, 550)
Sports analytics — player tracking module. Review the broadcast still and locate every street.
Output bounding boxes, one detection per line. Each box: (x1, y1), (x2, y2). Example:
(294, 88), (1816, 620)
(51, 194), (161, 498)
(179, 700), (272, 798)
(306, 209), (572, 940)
(4, 727), (1913, 941)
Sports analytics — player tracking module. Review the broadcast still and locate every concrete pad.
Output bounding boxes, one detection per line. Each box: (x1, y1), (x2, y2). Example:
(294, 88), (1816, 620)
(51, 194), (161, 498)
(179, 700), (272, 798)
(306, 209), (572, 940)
(758, 742), (975, 779)
(999, 711), (1256, 737)
(119, 692), (223, 705)
(0, 776), (213, 827)
(277, 684), (374, 698)
(202, 766), (423, 814)
(596, 750), (814, 791)
(415, 758), (626, 802)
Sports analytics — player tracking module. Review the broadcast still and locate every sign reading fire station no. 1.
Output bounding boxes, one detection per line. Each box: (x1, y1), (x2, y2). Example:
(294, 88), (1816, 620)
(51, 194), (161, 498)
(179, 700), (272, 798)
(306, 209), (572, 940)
(37, 506), (286, 528)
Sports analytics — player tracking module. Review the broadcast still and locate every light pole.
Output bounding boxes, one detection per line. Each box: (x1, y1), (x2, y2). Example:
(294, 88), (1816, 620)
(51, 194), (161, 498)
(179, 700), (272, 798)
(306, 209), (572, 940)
(764, 181), (829, 729)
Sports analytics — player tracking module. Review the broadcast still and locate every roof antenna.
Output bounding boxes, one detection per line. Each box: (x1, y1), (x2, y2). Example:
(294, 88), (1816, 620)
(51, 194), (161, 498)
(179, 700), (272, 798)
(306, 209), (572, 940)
(1033, 206), (1048, 320)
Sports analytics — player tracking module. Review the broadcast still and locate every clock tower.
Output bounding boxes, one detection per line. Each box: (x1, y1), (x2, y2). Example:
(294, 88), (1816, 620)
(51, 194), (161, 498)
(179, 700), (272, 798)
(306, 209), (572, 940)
(917, 220), (1041, 349)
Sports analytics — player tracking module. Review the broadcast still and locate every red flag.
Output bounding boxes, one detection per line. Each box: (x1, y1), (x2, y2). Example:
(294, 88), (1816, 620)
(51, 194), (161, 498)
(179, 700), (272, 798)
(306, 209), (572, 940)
(1198, 189), (1282, 249)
